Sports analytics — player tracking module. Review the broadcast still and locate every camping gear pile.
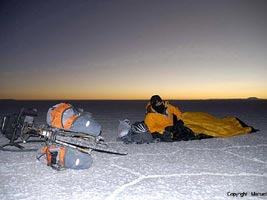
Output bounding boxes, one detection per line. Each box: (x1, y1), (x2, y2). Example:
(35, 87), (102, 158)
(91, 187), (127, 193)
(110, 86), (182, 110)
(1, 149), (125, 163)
(117, 119), (154, 144)
(0, 103), (127, 170)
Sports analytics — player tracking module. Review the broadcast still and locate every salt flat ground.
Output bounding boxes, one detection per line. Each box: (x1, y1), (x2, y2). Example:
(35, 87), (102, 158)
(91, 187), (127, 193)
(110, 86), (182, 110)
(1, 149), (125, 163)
(0, 100), (266, 200)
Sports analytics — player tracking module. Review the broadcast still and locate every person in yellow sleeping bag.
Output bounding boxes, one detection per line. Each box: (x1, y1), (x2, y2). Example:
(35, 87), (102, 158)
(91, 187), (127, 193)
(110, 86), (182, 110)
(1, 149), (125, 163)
(144, 95), (255, 142)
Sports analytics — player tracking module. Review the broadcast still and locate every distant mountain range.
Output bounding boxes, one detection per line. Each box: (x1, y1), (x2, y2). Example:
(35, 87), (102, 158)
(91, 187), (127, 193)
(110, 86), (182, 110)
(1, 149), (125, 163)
(247, 97), (260, 100)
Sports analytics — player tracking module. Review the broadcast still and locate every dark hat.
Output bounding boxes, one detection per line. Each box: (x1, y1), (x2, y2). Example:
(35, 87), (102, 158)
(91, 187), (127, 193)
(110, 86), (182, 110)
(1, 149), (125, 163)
(150, 95), (162, 105)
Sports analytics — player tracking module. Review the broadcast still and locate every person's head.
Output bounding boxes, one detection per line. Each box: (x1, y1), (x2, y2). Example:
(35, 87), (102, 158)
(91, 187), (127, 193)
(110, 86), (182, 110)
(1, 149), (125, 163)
(150, 95), (165, 113)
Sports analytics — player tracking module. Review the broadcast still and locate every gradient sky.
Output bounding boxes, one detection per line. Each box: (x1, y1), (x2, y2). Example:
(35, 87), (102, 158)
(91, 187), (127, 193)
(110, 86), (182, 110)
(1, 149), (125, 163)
(0, 0), (266, 100)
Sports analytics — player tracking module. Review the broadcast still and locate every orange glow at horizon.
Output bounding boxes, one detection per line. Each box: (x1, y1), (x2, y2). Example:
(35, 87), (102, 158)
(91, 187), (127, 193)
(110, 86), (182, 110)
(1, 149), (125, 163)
(1, 82), (266, 100)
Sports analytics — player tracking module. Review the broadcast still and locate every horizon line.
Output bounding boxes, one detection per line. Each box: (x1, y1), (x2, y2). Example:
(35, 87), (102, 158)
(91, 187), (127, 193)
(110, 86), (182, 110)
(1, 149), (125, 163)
(0, 97), (264, 101)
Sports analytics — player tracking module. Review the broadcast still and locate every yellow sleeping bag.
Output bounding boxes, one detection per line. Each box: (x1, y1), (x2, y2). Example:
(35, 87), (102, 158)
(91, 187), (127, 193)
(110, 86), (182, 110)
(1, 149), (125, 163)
(182, 112), (253, 138)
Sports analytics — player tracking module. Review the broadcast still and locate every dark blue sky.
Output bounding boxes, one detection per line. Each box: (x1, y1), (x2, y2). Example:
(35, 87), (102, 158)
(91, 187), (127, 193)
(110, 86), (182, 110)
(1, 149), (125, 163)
(1, 0), (266, 100)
